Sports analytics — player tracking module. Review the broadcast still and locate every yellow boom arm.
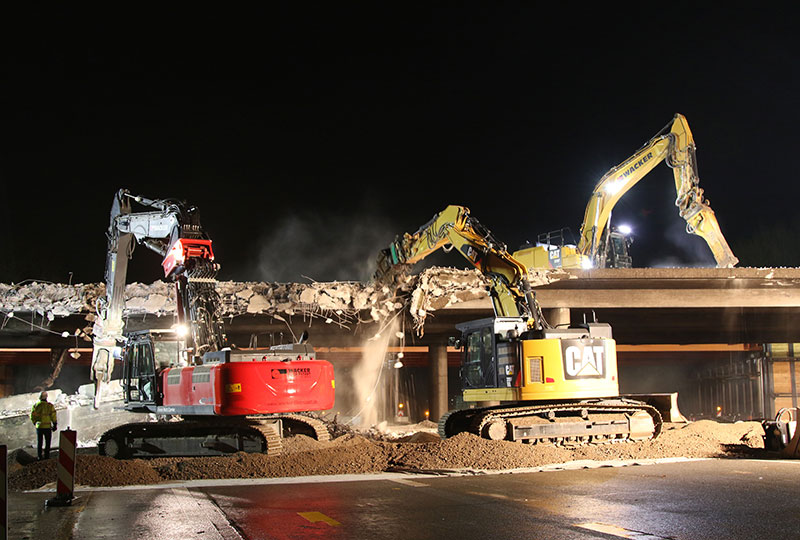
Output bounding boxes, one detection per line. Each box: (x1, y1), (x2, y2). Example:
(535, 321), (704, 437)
(578, 113), (738, 268)
(374, 205), (540, 326)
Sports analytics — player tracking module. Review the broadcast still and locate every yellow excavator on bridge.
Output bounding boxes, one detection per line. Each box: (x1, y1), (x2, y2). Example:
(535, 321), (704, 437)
(515, 113), (739, 270)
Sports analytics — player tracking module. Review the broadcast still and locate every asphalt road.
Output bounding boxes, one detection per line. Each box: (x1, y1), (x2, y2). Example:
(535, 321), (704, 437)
(8, 458), (800, 540)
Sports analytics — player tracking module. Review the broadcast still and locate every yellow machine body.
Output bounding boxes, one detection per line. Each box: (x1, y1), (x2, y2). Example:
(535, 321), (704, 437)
(513, 243), (587, 271)
(458, 318), (619, 403)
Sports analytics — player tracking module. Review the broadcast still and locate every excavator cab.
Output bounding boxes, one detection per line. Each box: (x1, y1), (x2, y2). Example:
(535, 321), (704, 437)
(461, 321), (502, 389)
(123, 333), (159, 406)
(457, 318), (527, 398)
(601, 229), (632, 269)
(122, 329), (185, 410)
(455, 317), (621, 404)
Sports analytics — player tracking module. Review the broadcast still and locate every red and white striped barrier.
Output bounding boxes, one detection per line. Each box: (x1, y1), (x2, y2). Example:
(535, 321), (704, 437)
(46, 430), (76, 507)
(1, 444), (7, 540)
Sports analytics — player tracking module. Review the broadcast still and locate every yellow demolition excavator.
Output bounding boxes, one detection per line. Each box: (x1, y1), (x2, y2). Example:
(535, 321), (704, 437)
(514, 113), (738, 270)
(374, 205), (662, 445)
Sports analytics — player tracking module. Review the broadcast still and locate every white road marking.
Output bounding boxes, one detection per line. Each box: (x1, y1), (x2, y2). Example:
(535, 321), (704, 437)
(389, 478), (429, 487)
(576, 522), (672, 539)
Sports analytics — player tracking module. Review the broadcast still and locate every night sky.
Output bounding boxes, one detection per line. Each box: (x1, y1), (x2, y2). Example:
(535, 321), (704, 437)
(3, 6), (798, 286)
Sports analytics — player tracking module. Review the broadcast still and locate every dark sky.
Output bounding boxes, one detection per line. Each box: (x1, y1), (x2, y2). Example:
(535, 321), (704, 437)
(3, 5), (798, 285)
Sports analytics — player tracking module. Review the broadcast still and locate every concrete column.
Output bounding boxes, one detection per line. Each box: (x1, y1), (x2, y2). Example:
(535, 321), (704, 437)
(543, 307), (570, 328)
(428, 342), (448, 422)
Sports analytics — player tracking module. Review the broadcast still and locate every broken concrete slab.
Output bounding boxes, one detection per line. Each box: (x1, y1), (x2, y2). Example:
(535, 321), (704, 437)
(0, 267), (578, 341)
(0, 268), (493, 324)
(0, 381), (140, 452)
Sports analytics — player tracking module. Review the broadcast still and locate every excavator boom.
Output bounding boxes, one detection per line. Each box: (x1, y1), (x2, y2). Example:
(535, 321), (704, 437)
(90, 189), (225, 406)
(578, 113), (738, 268)
(375, 205), (539, 324)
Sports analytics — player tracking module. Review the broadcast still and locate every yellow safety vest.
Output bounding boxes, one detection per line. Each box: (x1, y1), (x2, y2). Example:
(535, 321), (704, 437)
(30, 400), (57, 429)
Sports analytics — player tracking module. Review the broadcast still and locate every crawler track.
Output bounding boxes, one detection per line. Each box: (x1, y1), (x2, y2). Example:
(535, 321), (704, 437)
(439, 399), (662, 446)
(99, 413), (330, 459)
(279, 414), (331, 442)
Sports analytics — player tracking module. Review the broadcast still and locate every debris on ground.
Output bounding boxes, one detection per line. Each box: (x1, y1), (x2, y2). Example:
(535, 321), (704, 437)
(7, 420), (770, 491)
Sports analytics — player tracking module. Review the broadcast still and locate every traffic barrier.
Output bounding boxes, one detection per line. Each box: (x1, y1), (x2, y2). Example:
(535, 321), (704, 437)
(45, 429), (76, 507)
(1, 445), (7, 540)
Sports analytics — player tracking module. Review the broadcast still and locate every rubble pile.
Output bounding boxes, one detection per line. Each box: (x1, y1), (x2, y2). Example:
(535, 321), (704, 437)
(8, 420), (768, 491)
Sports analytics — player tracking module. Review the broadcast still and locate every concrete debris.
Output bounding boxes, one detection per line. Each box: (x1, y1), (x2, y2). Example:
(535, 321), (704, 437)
(0, 268), (570, 337)
(527, 267), (573, 287)
(0, 267), (485, 328)
(403, 268), (489, 335)
(0, 382), (123, 420)
(0, 282), (101, 318)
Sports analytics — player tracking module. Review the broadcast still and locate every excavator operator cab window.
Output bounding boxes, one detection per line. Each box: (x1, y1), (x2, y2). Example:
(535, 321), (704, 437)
(126, 338), (157, 405)
(606, 232), (632, 269)
(462, 326), (497, 389)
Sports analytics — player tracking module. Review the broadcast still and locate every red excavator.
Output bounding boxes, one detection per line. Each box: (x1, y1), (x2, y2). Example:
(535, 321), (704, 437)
(90, 189), (335, 458)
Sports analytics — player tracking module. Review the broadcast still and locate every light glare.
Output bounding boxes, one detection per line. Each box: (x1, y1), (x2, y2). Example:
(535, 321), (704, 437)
(174, 324), (189, 337)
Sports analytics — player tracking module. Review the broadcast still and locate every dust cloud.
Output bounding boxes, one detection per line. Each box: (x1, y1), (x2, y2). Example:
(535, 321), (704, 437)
(348, 318), (401, 428)
(246, 212), (396, 283)
(650, 220), (717, 268)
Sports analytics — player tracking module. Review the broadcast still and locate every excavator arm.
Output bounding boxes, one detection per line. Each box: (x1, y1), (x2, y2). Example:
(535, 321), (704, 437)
(374, 205), (542, 328)
(578, 113), (738, 268)
(90, 189), (225, 406)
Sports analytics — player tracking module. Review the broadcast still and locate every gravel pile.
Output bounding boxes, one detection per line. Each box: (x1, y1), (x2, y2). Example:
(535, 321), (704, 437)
(8, 420), (768, 491)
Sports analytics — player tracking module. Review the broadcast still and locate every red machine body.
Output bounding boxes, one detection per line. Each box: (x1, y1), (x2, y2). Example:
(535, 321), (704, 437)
(160, 357), (336, 416)
(122, 331), (335, 417)
(106, 327), (336, 458)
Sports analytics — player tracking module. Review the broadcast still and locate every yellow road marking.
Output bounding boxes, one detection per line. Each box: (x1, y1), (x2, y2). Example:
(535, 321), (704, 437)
(576, 522), (668, 539)
(298, 511), (341, 526)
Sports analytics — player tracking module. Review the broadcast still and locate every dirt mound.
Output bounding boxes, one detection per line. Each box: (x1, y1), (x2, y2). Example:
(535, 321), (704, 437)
(282, 434), (329, 453)
(387, 432), (569, 470)
(153, 435), (389, 482)
(8, 455), (161, 491)
(8, 420), (768, 491)
(396, 432), (441, 443)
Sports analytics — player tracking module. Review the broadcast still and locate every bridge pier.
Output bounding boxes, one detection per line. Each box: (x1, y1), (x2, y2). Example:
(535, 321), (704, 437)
(428, 341), (448, 422)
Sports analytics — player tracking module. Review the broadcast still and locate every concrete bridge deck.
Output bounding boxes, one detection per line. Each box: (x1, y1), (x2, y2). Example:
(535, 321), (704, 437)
(2, 267), (800, 347)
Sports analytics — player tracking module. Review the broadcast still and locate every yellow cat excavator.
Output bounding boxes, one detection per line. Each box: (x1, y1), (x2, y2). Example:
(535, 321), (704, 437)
(514, 113), (738, 269)
(374, 205), (662, 444)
